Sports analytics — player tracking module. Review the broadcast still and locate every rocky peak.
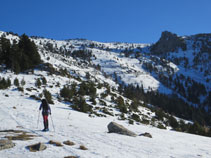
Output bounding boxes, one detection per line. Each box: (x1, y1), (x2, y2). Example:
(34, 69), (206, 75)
(151, 31), (187, 55)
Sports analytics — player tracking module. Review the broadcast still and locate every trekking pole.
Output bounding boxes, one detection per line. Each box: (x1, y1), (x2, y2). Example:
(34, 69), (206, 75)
(37, 110), (40, 129)
(50, 114), (55, 132)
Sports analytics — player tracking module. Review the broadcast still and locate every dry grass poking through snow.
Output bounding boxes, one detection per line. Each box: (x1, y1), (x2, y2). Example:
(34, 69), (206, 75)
(63, 140), (75, 146)
(48, 140), (63, 147)
(79, 145), (88, 150)
(0, 130), (36, 141)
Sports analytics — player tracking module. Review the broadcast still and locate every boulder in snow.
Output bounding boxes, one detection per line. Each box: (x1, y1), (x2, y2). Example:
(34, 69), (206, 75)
(107, 122), (137, 137)
(27, 142), (46, 152)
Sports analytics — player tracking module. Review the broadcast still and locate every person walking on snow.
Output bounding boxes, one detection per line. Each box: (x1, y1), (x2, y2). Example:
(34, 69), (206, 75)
(39, 99), (51, 131)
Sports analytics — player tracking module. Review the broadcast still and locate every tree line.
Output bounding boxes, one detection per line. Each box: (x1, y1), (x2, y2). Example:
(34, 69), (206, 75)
(0, 34), (41, 74)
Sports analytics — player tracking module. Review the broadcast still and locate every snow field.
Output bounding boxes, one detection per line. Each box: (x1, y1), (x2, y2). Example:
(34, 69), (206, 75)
(0, 91), (211, 158)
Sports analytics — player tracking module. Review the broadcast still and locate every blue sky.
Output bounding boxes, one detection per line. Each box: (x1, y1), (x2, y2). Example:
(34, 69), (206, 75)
(1, 0), (211, 43)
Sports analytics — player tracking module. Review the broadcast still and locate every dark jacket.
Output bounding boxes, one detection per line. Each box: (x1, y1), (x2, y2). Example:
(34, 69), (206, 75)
(39, 100), (51, 115)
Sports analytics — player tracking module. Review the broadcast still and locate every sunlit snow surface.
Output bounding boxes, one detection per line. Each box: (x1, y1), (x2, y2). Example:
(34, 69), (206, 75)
(0, 92), (211, 158)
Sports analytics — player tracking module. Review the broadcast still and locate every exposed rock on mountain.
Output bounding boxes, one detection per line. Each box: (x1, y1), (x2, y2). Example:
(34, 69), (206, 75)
(107, 122), (137, 137)
(150, 31), (187, 54)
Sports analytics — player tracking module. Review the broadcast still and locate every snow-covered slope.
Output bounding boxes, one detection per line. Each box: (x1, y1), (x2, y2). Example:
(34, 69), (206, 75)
(30, 31), (211, 103)
(0, 30), (210, 118)
(0, 30), (211, 157)
(0, 89), (211, 158)
(28, 35), (173, 94)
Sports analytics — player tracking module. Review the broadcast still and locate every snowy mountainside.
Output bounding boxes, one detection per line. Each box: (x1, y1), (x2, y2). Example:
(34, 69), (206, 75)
(148, 31), (210, 110)
(1, 30), (211, 122)
(150, 31), (211, 84)
(0, 31), (211, 157)
(33, 31), (211, 128)
(30, 31), (211, 111)
(0, 31), (164, 127)
(30, 35), (172, 94)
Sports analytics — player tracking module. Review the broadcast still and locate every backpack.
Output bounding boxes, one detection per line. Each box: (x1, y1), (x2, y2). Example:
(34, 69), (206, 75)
(42, 99), (48, 112)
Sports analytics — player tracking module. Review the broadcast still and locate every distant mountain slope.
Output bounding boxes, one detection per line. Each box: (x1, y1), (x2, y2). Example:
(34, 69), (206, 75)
(30, 30), (211, 112)
(148, 31), (210, 109)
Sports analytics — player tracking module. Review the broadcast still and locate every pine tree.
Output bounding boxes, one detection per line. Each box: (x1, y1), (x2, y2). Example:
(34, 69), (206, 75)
(0, 34), (41, 73)
(41, 77), (47, 85)
(18, 34), (41, 68)
(116, 96), (127, 113)
(14, 78), (19, 87)
(72, 96), (92, 113)
(60, 86), (75, 100)
(0, 77), (10, 89)
(6, 78), (11, 87)
(168, 116), (179, 129)
(43, 89), (54, 104)
(21, 78), (26, 86)
(35, 78), (42, 87)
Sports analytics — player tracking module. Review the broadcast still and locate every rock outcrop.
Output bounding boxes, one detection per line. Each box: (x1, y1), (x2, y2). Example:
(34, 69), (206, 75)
(107, 122), (137, 137)
(151, 31), (187, 55)
(27, 142), (46, 152)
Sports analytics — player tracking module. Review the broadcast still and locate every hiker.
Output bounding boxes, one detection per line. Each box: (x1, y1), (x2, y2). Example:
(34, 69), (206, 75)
(39, 99), (51, 131)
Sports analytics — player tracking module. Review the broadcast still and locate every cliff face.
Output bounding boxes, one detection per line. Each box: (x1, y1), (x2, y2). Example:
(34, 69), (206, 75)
(150, 31), (187, 55)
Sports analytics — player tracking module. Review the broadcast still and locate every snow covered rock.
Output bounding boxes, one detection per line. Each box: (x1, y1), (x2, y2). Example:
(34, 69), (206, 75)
(0, 139), (15, 150)
(107, 122), (137, 137)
